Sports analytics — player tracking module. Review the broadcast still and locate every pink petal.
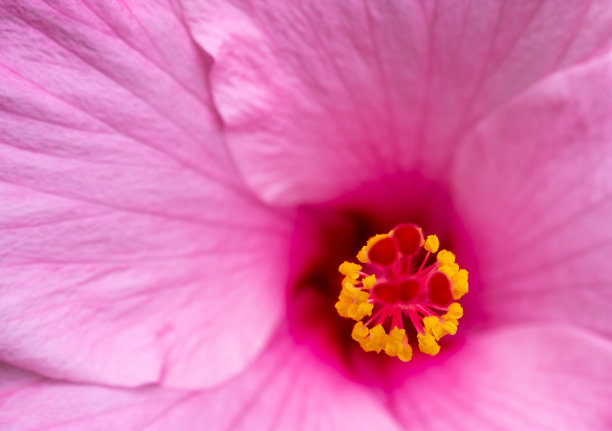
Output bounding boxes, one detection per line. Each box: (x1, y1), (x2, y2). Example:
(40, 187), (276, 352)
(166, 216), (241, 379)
(453, 52), (612, 336)
(0, 336), (402, 431)
(180, 0), (612, 205)
(0, 364), (181, 431)
(170, 336), (402, 431)
(393, 325), (612, 430)
(0, 2), (292, 389)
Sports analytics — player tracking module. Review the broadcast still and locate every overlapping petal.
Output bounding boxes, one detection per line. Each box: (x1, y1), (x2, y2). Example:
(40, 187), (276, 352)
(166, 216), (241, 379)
(6, 328), (604, 431)
(453, 52), (612, 336)
(0, 334), (402, 431)
(0, 364), (182, 431)
(180, 0), (612, 205)
(2, 1), (611, 429)
(0, 0), (292, 389)
(393, 325), (612, 430)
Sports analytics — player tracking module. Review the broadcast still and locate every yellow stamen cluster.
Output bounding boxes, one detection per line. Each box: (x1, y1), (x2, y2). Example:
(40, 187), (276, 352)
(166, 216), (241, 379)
(335, 262), (373, 320)
(336, 227), (469, 362)
(351, 322), (413, 362)
(436, 250), (469, 300)
(335, 283), (373, 320)
(417, 302), (464, 355)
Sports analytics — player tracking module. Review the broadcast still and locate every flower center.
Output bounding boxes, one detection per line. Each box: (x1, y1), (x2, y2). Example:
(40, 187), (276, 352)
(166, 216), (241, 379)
(335, 224), (469, 362)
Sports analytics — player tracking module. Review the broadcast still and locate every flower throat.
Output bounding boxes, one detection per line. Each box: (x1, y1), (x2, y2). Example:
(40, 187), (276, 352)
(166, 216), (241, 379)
(335, 224), (469, 361)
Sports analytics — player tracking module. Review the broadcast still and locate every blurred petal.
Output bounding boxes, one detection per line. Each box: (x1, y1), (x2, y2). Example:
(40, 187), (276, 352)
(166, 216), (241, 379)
(180, 0), (612, 204)
(0, 364), (183, 431)
(0, 1), (292, 389)
(0, 335), (402, 431)
(393, 326), (612, 430)
(166, 335), (402, 431)
(453, 52), (612, 336)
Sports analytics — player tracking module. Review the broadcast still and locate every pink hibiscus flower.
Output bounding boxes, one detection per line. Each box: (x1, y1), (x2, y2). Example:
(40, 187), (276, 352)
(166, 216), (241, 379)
(1, 1), (611, 429)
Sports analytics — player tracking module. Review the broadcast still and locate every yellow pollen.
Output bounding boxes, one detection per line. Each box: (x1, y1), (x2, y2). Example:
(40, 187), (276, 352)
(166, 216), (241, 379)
(342, 278), (356, 289)
(424, 235), (439, 253)
(423, 316), (444, 340)
(398, 346), (413, 362)
(445, 302), (464, 319)
(424, 315), (458, 340)
(336, 225), (469, 363)
(391, 328), (414, 361)
(417, 333), (441, 356)
(384, 327), (407, 357)
(363, 324), (388, 353)
(349, 302), (374, 320)
(335, 283), (372, 320)
(339, 261), (362, 279)
(351, 321), (369, 342)
(451, 269), (469, 299)
(436, 250), (455, 265)
(439, 262), (460, 279)
(362, 274), (377, 289)
(441, 302), (463, 327)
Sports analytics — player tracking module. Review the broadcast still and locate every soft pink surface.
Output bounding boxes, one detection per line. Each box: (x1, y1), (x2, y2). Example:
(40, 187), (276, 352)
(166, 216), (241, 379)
(1, 0), (611, 429)
(453, 52), (612, 336)
(181, 0), (612, 205)
(392, 325), (612, 430)
(0, 1), (292, 389)
(0, 332), (402, 431)
(1, 326), (610, 430)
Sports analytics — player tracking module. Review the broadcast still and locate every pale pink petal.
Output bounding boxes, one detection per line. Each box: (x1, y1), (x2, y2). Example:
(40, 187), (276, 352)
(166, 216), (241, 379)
(0, 364), (182, 431)
(393, 325), (612, 430)
(0, 1), (292, 389)
(168, 335), (402, 431)
(453, 52), (612, 336)
(180, 0), (612, 205)
(0, 335), (402, 431)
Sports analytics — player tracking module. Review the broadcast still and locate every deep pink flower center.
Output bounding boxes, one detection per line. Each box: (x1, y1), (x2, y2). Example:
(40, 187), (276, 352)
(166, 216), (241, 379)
(286, 173), (480, 388)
